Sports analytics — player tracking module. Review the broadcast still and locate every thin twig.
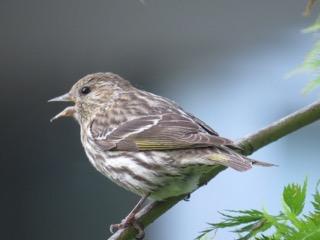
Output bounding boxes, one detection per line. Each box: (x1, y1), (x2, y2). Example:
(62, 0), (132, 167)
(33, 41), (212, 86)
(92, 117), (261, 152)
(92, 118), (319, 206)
(304, 0), (317, 16)
(108, 100), (320, 240)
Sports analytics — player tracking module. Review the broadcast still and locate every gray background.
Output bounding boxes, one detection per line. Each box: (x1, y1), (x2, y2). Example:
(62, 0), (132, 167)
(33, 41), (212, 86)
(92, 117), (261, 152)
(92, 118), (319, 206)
(1, 0), (319, 239)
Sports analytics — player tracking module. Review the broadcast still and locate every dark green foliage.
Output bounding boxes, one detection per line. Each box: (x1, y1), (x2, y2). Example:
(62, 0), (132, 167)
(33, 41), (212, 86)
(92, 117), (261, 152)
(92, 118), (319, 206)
(197, 179), (320, 240)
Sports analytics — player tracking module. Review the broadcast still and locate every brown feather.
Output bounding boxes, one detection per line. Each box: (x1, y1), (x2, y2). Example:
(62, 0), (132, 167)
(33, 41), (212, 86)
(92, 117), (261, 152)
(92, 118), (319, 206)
(92, 113), (234, 151)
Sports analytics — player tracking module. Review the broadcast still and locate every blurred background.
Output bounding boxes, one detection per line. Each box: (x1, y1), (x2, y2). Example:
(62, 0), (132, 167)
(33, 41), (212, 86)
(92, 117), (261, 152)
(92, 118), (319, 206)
(1, 0), (319, 239)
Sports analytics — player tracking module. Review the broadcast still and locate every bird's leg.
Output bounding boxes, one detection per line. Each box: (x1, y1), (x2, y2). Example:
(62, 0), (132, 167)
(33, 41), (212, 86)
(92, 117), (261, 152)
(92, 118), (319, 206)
(110, 194), (149, 239)
(183, 193), (191, 201)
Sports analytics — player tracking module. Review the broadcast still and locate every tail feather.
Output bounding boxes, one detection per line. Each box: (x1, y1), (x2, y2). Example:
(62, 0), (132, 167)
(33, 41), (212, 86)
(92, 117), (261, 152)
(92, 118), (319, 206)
(208, 146), (276, 172)
(250, 159), (278, 167)
(226, 155), (252, 172)
(208, 151), (252, 172)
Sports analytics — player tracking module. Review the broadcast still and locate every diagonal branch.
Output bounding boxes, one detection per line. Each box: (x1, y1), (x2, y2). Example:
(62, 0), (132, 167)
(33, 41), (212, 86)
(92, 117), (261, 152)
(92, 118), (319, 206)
(108, 100), (320, 240)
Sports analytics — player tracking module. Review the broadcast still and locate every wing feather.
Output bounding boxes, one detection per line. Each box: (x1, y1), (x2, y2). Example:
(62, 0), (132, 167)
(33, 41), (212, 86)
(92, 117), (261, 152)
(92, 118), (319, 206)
(91, 113), (233, 151)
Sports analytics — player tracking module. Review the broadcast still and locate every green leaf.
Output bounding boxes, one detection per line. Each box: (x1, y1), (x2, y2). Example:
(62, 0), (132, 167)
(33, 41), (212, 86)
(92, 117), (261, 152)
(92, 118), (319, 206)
(300, 41), (320, 71)
(286, 220), (320, 240)
(303, 16), (320, 33)
(283, 178), (307, 216)
(307, 180), (320, 224)
(216, 210), (265, 228)
(288, 39), (320, 94)
(196, 228), (216, 240)
(262, 210), (292, 236)
(236, 220), (272, 240)
(195, 210), (268, 240)
(289, 6), (320, 93)
(198, 179), (320, 240)
(282, 200), (303, 229)
(312, 180), (320, 214)
(255, 235), (277, 240)
(303, 77), (320, 94)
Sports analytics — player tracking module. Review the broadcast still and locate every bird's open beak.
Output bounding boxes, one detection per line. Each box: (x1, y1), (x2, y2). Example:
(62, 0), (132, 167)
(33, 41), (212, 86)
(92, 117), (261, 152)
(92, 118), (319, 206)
(48, 93), (76, 122)
(48, 93), (72, 102)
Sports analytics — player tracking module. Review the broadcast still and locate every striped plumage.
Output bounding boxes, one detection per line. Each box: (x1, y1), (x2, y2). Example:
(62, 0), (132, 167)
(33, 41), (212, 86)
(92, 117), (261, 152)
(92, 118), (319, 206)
(49, 72), (271, 236)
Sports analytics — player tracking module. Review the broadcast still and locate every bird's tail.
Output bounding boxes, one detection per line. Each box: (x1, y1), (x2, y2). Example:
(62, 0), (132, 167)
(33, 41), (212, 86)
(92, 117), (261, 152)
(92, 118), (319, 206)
(250, 158), (277, 167)
(208, 146), (276, 172)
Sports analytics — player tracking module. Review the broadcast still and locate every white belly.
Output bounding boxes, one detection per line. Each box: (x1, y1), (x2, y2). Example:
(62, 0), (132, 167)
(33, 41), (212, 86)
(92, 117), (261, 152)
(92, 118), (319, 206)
(81, 134), (222, 200)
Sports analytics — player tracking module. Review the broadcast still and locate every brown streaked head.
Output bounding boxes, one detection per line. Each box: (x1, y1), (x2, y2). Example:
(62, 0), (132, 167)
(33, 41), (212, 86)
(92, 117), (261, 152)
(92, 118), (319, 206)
(48, 72), (132, 122)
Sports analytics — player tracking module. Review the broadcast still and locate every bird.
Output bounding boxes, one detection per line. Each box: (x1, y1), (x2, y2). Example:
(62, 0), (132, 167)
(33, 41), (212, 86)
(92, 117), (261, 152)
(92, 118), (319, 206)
(49, 72), (272, 239)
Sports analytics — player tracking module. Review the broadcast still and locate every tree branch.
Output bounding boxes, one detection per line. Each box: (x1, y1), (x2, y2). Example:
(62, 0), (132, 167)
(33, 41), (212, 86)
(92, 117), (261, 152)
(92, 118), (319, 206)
(108, 100), (320, 240)
(237, 100), (320, 155)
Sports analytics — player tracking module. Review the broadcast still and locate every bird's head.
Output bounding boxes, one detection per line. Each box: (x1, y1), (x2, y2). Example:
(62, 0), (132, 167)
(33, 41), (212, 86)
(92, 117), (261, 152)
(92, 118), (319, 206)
(49, 72), (131, 123)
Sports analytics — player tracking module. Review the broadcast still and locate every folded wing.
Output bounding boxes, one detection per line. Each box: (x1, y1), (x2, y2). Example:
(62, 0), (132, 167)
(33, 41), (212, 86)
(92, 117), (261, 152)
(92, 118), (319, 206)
(90, 113), (234, 151)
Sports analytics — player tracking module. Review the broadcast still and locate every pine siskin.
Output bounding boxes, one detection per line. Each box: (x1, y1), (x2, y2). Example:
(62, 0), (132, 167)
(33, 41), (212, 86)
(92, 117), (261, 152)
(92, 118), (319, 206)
(49, 73), (271, 238)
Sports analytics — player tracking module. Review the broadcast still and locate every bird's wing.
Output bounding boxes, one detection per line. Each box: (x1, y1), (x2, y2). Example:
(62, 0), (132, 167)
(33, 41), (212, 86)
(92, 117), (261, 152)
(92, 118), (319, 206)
(186, 112), (219, 136)
(90, 113), (233, 151)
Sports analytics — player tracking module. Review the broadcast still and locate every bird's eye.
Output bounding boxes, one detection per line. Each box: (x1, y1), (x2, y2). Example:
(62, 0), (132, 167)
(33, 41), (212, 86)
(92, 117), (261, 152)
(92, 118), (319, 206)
(80, 86), (91, 95)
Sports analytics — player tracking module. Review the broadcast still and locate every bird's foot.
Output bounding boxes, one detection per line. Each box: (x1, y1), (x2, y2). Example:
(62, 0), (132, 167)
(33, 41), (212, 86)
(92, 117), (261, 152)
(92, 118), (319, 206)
(110, 216), (145, 239)
(183, 193), (191, 201)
